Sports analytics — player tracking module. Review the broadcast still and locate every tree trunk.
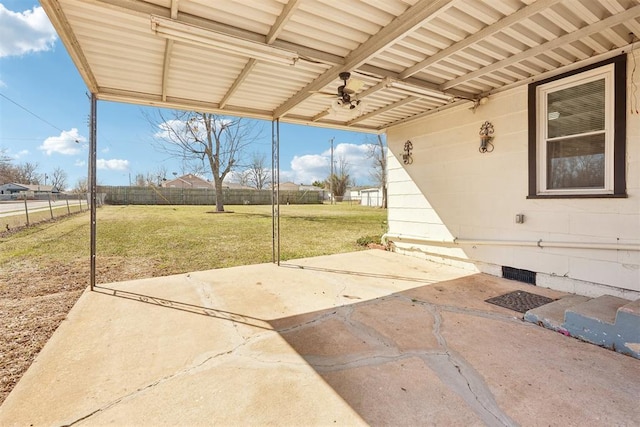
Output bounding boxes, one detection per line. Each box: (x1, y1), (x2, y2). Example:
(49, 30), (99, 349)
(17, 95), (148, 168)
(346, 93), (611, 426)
(381, 185), (387, 209)
(214, 177), (224, 212)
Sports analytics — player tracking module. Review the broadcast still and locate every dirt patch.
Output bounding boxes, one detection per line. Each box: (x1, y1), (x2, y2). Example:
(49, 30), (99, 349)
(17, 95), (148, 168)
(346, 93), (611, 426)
(0, 256), (159, 404)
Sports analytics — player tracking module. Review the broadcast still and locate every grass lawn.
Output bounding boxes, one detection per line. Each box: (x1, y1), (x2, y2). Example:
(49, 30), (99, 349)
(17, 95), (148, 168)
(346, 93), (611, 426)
(0, 203), (387, 404)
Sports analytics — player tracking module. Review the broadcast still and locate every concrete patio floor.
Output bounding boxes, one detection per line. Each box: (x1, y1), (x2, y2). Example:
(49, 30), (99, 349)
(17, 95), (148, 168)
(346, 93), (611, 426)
(1, 250), (638, 426)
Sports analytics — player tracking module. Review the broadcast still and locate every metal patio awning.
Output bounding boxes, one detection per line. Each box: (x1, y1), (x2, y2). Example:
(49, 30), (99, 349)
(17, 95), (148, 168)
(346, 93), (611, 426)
(40, 0), (639, 132)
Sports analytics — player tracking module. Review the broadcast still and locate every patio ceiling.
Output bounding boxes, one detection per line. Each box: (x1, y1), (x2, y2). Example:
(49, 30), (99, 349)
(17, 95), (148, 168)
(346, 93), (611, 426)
(41, 0), (640, 133)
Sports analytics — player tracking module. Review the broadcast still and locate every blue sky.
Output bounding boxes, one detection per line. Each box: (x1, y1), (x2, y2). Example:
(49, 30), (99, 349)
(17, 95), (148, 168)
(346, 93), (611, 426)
(0, 1), (379, 189)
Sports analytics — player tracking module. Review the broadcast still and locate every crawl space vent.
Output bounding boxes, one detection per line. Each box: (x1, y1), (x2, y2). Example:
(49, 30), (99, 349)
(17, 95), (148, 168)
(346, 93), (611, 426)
(502, 266), (536, 285)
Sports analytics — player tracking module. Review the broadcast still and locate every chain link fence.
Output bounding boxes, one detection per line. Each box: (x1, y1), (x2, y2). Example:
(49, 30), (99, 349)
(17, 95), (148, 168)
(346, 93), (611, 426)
(0, 193), (102, 231)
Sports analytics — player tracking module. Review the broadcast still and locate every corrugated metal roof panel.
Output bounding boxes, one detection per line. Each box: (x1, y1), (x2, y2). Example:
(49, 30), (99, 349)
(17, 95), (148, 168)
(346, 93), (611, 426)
(40, 0), (640, 132)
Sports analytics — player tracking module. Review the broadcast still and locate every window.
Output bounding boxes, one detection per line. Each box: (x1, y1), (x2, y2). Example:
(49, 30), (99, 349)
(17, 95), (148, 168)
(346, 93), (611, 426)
(528, 55), (626, 198)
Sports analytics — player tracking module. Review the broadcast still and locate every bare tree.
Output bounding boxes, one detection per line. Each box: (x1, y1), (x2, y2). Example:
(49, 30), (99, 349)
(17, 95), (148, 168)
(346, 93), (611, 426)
(245, 152), (271, 189)
(326, 156), (350, 201)
(16, 162), (40, 184)
(73, 177), (88, 194)
(135, 173), (146, 187)
(50, 167), (68, 191)
(0, 150), (17, 184)
(366, 134), (387, 208)
(154, 164), (168, 186)
(150, 111), (262, 211)
(229, 170), (250, 187)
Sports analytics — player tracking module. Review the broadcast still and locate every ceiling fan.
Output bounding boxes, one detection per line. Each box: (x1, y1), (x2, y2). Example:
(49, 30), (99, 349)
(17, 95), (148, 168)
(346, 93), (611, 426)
(311, 72), (363, 101)
(311, 72), (365, 118)
(334, 71), (364, 109)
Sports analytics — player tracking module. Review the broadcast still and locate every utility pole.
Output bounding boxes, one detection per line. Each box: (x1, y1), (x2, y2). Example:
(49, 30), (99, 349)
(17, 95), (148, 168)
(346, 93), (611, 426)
(330, 137), (334, 205)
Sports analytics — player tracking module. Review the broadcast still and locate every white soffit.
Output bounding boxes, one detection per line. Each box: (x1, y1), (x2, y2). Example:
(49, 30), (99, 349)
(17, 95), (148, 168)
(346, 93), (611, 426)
(41, 0), (640, 133)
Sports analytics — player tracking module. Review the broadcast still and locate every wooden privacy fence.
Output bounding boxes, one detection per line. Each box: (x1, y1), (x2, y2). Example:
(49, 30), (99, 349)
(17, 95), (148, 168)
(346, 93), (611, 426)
(98, 186), (324, 205)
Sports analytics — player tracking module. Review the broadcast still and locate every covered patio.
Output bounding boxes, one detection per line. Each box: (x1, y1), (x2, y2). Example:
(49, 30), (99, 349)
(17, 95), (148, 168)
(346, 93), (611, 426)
(1, 250), (639, 425)
(8, 1), (637, 424)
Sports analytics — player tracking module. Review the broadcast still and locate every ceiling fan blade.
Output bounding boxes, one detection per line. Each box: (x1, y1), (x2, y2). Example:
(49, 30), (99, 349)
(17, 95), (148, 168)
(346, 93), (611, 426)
(344, 78), (364, 94)
(309, 90), (335, 97)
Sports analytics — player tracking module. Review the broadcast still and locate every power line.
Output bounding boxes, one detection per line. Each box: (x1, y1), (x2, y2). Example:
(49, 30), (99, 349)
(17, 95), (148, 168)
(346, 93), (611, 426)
(0, 92), (65, 133)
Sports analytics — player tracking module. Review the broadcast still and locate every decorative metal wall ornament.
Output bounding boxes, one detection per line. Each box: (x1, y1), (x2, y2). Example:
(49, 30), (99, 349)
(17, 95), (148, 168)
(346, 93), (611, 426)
(479, 121), (495, 153)
(402, 140), (413, 164)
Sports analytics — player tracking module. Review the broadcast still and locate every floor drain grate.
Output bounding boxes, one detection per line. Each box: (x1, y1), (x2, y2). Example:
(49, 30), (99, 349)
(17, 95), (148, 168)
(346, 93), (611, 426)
(485, 290), (555, 313)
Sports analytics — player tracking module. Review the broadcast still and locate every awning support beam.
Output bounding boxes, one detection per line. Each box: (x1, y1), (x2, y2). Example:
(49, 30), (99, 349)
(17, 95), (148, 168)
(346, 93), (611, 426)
(271, 119), (281, 265)
(89, 93), (97, 291)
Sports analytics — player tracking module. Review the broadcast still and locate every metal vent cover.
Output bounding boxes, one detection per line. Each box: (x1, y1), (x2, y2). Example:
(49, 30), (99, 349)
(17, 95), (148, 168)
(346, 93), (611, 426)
(502, 266), (536, 285)
(485, 290), (555, 314)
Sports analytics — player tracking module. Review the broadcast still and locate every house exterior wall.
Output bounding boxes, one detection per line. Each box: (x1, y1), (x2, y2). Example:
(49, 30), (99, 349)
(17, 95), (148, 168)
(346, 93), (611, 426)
(386, 51), (640, 300)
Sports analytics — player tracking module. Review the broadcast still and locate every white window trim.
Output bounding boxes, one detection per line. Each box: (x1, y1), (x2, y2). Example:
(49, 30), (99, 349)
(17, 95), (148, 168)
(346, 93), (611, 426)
(535, 64), (615, 196)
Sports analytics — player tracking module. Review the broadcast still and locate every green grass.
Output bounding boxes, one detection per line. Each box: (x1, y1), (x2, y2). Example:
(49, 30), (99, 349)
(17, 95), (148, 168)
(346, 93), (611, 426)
(0, 204), (387, 275)
(0, 203), (387, 405)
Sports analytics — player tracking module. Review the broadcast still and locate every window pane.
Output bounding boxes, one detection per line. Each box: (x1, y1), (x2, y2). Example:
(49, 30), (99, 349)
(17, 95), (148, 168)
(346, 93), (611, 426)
(547, 134), (605, 189)
(547, 79), (605, 138)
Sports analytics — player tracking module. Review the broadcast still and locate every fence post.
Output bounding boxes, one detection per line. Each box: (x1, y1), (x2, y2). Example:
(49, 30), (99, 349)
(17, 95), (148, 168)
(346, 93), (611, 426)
(66, 198), (71, 215)
(23, 194), (30, 226)
(78, 193), (82, 211)
(48, 193), (54, 219)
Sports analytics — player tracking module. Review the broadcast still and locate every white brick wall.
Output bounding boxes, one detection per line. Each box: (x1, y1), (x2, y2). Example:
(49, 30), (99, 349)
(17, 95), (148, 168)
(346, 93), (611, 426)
(385, 52), (640, 299)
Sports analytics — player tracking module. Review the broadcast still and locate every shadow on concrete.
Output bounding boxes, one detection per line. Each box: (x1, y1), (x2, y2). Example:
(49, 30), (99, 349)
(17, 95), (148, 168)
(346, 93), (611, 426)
(270, 273), (639, 425)
(280, 262), (440, 284)
(93, 285), (271, 331)
(269, 274), (517, 425)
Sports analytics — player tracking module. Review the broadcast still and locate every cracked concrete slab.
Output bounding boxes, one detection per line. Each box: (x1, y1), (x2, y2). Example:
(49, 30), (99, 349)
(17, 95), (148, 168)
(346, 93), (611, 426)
(1, 250), (639, 426)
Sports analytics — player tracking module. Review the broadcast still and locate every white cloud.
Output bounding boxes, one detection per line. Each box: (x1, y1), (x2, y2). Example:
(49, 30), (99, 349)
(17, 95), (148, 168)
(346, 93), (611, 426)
(74, 159), (86, 167)
(282, 143), (376, 186)
(0, 5), (57, 58)
(97, 158), (129, 171)
(154, 119), (185, 140)
(11, 149), (29, 159)
(286, 154), (329, 184)
(2, 148), (29, 160)
(101, 147), (110, 153)
(39, 128), (86, 155)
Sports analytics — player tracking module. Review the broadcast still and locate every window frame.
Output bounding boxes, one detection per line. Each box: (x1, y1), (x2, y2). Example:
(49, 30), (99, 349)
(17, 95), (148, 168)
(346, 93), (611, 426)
(527, 55), (627, 199)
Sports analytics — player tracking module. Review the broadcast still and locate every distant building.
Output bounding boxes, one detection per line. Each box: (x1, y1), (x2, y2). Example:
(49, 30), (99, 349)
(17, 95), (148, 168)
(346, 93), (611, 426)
(347, 186), (384, 206)
(161, 174), (213, 189)
(277, 181), (300, 191)
(0, 183), (59, 195)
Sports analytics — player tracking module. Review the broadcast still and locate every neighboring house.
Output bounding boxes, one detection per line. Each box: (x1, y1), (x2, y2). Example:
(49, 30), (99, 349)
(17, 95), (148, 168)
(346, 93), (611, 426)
(385, 52), (639, 300)
(223, 181), (255, 190)
(274, 183), (325, 192)
(161, 174), (255, 190)
(345, 187), (365, 201)
(360, 188), (383, 207)
(0, 183), (58, 195)
(161, 174), (213, 189)
(277, 182), (301, 191)
(298, 185), (324, 192)
(346, 187), (383, 206)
